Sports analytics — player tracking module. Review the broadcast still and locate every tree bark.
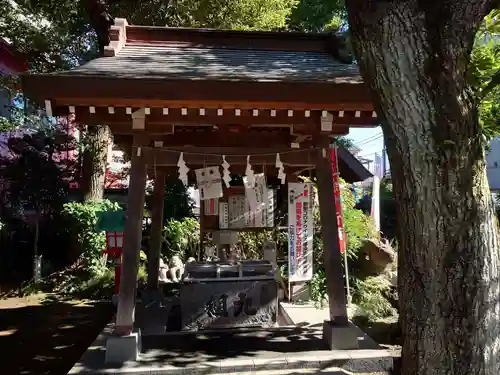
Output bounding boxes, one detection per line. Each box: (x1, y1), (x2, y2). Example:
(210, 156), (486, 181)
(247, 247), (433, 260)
(81, 124), (110, 201)
(346, 1), (500, 375)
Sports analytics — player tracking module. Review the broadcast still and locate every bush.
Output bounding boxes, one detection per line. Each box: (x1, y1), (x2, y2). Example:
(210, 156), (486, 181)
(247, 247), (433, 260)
(162, 218), (200, 260)
(62, 200), (121, 276)
(62, 270), (116, 300)
(307, 176), (376, 268)
(237, 230), (288, 259)
(15, 265), (116, 301)
(303, 176), (378, 308)
(309, 269), (328, 308)
(352, 276), (397, 320)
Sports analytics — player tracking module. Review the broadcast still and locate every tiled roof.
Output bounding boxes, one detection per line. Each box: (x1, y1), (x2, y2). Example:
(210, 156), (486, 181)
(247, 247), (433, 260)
(62, 43), (360, 83)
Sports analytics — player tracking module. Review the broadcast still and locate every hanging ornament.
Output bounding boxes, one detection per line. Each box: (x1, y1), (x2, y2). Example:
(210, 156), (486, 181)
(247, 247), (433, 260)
(222, 155), (231, 188)
(243, 175), (258, 215)
(177, 152), (189, 186)
(245, 155), (256, 188)
(195, 166), (223, 200)
(276, 153), (286, 185)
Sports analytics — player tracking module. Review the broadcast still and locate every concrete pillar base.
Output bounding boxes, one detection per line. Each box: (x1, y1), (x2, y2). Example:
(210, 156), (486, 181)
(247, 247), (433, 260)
(322, 320), (359, 350)
(105, 330), (142, 364)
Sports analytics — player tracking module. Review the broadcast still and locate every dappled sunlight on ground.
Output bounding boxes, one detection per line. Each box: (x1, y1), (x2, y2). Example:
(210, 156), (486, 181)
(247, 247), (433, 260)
(0, 294), (114, 375)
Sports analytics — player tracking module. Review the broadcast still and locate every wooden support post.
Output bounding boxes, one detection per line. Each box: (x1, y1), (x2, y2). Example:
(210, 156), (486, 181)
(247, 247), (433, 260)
(115, 142), (147, 335)
(199, 199), (205, 261)
(147, 171), (165, 290)
(315, 136), (349, 325)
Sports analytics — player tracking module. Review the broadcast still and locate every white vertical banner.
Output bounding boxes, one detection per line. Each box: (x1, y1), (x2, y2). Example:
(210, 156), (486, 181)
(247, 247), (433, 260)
(266, 189), (275, 227)
(288, 183), (314, 282)
(244, 173), (268, 227)
(219, 201), (229, 229)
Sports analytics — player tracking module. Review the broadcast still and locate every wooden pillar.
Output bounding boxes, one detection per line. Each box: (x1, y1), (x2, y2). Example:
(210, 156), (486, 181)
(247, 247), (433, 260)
(147, 171), (165, 290)
(315, 136), (349, 325)
(199, 198), (205, 261)
(115, 142), (147, 335)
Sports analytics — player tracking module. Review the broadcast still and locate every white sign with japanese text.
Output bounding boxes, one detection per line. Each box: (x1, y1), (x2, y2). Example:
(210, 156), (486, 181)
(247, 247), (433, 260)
(288, 183), (314, 282)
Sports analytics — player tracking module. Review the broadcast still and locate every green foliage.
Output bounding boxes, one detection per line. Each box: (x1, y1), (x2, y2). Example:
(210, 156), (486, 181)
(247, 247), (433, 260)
(12, 264), (116, 300)
(137, 263), (147, 282)
(2, 0), (299, 76)
(469, 10), (500, 141)
(0, 0), (97, 73)
(162, 179), (195, 222)
(299, 176), (377, 308)
(288, 0), (345, 32)
(334, 136), (355, 150)
(309, 269), (328, 308)
(352, 276), (397, 320)
(111, 0), (296, 30)
(53, 269), (116, 300)
(0, 129), (75, 215)
(162, 218), (200, 260)
(62, 200), (121, 276)
(341, 181), (377, 256)
(0, 117), (16, 133)
(183, 0), (297, 30)
(301, 176), (376, 267)
(237, 230), (288, 259)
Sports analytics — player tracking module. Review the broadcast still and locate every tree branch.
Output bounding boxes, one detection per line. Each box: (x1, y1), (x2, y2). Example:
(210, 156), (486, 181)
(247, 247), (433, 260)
(481, 69), (500, 98)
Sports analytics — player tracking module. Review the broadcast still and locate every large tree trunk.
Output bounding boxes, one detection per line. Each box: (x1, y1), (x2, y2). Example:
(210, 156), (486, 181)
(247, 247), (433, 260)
(81, 125), (110, 201)
(346, 2), (500, 375)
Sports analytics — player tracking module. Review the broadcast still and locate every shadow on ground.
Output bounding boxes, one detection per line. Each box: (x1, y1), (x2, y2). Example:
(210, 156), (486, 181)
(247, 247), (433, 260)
(0, 298), (114, 375)
(352, 315), (401, 346)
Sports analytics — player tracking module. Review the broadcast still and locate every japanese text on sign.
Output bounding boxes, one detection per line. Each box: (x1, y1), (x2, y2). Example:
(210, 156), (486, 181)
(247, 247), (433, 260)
(204, 293), (258, 318)
(288, 183), (314, 282)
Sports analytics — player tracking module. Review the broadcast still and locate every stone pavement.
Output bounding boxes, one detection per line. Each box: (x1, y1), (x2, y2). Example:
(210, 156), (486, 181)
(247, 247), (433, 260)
(69, 323), (395, 374)
(68, 301), (398, 374)
(223, 372), (387, 375)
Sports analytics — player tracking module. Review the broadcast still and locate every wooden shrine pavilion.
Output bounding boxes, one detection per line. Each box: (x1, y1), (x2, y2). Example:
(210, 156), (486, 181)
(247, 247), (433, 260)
(22, 19), (378, 363)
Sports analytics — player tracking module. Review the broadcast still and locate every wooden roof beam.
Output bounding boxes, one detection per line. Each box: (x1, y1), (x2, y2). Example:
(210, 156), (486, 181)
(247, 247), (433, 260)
(24, 76), (372, 110)
(71, 107), (373, 130)
(112, 127), (348, 148)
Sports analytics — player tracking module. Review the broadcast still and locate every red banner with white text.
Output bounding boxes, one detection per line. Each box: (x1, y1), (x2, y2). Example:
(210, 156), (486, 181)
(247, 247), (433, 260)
(329, 146), (346, 254)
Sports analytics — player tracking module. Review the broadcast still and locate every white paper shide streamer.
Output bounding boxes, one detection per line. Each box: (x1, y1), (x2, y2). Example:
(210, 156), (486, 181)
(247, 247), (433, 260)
(245, 155), (255, 188)
(177, 152), (189, 186)
(222, 155), (231, 188)
(195, 166), (223, 201)
(275, 153), (286, 184)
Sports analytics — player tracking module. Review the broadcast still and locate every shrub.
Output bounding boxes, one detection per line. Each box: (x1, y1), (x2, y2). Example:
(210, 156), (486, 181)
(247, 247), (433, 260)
(303, 176), (378, 308)
(162, 218), (200, 260)
(62, 200), (121, 276)
(352, 276), (397, 320)
(305, 176), (376, 268)
(237, 230), (288, 259)
(309, 269), (328, 308)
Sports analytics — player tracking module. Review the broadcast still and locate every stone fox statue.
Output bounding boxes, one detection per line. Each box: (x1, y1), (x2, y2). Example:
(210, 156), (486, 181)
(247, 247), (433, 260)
(158, 256), (195, 283)
(168, 255), (185, 282)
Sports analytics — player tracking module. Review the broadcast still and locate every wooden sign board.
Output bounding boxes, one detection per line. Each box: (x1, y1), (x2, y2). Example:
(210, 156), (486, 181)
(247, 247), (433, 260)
(202, 186), (276, 231)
